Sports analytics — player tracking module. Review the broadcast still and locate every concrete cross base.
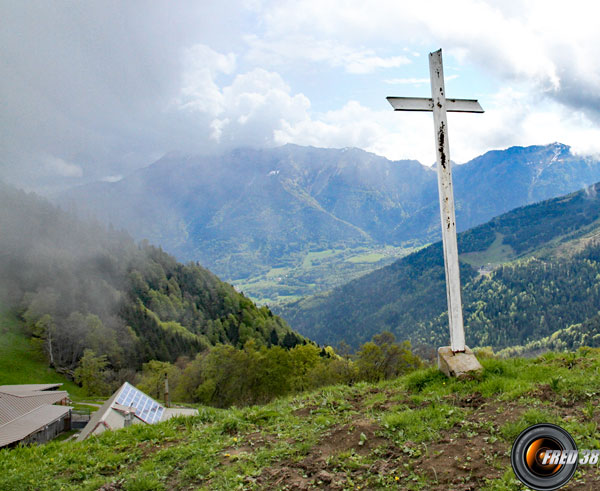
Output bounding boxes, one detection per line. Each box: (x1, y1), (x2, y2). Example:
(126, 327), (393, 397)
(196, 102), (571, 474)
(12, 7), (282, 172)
(438, 346), (483, 378)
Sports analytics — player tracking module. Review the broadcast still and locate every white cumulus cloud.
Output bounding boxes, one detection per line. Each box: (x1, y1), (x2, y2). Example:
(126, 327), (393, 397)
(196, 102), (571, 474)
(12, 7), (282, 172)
(5, 0), (600, 193)
(178, 51), (311, 147)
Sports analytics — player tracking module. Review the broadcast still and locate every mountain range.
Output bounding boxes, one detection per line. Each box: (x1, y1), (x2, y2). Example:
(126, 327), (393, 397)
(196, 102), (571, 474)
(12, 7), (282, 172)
(58, 142), (600, 303)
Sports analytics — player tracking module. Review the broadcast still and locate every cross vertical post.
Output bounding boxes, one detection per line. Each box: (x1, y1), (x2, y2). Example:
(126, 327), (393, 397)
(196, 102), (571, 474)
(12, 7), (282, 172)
(429, 49), (465, 353)
(387, 48), (483, 377)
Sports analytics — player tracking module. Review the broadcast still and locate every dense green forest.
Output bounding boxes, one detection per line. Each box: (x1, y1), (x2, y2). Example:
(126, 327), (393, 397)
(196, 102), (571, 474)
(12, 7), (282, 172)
(0, 183), (302, 387)
(0, 182), (427, 405)
(281, 182), (600, 352)
(95, 331), (423, 407)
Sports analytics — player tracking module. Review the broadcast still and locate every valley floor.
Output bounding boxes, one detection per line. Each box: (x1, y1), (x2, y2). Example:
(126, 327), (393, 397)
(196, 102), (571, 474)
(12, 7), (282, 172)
(230, 245), (414, 306)
(1, 350), (600, 489)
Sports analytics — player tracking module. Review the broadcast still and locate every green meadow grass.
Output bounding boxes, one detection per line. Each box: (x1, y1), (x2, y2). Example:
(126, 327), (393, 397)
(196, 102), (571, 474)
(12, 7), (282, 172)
(460, 232), (516, 269)
(1, 346), (600, 490)
(0, 310), (86, 399)
(345, 252), (387, 264)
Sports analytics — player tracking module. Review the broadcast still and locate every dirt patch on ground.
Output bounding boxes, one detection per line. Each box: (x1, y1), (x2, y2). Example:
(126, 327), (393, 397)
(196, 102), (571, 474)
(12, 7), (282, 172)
(530, 383), (557, 401)
(459, 392), (486, 408)
(253, 466), (324, 490)
(567, 472), (600, 490)
(240, 388), (600, 489)
(253, 452), (377, 490)
(253, 443), (410, 489)
(293, 405), (318, 418)
(401, 397), (526, 489)
(443, 391), (486, 409)
(410, 432), (507, 490)
(470, 400), (524, 427)
(315, 418), (387, 457)
(245, 430), (279, 447)
(407, 395), (600, 490)
(255, 447), (364, 490)
(255, 417), (389, 489)
(97, 480), (125, 491)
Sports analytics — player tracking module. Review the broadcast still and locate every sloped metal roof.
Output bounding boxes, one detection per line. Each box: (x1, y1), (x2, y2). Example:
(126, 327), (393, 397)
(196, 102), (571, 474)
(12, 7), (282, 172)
(0, 405), (71, 448)
(0, 384), (62, 393)
(0, 391), (68, 424)
(76, 389), (120, 441)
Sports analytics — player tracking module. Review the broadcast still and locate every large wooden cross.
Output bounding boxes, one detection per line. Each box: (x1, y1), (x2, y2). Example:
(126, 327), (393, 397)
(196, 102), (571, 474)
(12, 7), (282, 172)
(387, 49), (483, 358)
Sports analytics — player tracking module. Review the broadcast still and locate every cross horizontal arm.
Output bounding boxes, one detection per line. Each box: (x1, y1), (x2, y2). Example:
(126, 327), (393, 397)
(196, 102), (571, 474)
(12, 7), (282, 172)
(386, 96), (484, 113)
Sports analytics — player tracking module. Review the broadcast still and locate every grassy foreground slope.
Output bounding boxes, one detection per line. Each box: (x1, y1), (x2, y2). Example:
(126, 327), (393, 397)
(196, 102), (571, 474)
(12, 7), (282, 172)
(0, 310), (85, 398)
(2, 349), (600, 490)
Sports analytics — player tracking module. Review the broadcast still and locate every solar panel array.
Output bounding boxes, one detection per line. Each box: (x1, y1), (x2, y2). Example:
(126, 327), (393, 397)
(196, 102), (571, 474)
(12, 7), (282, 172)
(115, 382), (164, 424)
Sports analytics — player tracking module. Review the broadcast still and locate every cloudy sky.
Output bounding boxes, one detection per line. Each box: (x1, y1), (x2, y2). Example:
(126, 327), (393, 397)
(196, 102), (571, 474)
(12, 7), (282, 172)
(3, 0), (600, 193)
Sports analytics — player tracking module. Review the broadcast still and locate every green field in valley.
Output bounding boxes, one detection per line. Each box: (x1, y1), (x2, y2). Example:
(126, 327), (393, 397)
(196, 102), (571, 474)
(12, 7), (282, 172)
(232, 245), (416, 306)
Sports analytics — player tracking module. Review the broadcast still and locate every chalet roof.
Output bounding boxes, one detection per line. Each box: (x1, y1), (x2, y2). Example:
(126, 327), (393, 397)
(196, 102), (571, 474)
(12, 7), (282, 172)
(76, 389), (120, 441)
(0, 384), (62, 393)
(0, 391), (69, 424)
(0, 385), (73, 448)
(0, 405), (71, 448)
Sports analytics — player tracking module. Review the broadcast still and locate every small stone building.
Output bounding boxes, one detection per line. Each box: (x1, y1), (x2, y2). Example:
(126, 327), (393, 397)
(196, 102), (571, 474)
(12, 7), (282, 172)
(0, 384), (72, 448)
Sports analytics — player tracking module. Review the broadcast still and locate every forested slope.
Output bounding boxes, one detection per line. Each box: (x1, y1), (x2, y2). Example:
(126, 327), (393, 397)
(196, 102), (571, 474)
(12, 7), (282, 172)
(280, 182), (600, 352)
(0, 183), (301, 382)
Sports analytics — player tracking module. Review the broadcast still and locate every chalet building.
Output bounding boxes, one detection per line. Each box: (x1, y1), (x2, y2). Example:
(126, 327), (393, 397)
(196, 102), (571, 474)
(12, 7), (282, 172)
(77, 382), (197, 441)
(0, 384), (72, 448)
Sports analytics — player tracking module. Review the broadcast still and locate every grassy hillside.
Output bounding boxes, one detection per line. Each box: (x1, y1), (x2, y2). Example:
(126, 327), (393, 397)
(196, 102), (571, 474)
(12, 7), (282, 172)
(0, 309), (85, 398)
(2, 349), (600, 490)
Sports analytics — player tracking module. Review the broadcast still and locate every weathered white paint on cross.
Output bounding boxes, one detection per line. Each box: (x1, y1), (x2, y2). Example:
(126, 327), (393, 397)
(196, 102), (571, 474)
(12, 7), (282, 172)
(387, 49), (483, 354)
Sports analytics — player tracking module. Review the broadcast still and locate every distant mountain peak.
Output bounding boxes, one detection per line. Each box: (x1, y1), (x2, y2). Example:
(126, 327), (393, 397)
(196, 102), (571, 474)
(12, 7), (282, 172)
(550, 141), (570, 151)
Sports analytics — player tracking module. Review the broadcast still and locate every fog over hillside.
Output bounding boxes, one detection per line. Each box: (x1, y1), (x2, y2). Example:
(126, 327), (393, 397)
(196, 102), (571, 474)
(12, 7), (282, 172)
(0, 182), (299, 380)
